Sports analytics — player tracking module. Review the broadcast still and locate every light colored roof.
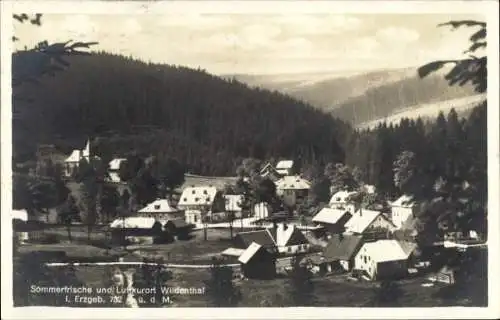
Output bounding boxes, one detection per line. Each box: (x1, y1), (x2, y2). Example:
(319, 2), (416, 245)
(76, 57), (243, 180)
(238, 242), (263, 264)
(178, 186), (218, 206)
(312, 208), (349, 224)
(391, 194), (415, 207)
(276, 160), (294, 170)
(12, 209), (28, 221)
(221, 247), (245, 257)
(110, 217), (156, 229)
(361, 240), (412, 262)
(344, 209), (382, 234)
(109, 158), (127, 171)
(225, 195), (243, 211)
(138, 199), (180, 213)
(362, 185), (376, 194)
(82, 140), (90, 157)
(329, 190), (358, 204)
(65, 150), (81, 163)
(108, 172), (121, 183)
(275, 175), (311, 190)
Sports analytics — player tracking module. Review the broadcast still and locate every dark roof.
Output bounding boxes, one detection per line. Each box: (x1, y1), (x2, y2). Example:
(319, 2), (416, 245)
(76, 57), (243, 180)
(285, 228), (309, 246)
(235, 230), (276, 248)
(166, 218), (188, 229)
(323, 234), (364, 262)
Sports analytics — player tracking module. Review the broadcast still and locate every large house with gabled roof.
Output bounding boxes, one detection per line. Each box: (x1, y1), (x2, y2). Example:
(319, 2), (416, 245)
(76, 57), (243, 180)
(177, 185), (225, 225)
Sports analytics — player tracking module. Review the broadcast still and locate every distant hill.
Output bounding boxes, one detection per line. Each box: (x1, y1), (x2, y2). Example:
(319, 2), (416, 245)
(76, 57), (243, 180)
(356, 94), (487, 130)
(12, 51), (351, 176)
(228, 67), (478, 126)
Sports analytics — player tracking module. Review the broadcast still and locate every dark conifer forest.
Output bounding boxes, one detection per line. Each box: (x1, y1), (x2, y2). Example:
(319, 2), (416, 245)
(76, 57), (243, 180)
(13, 51), (351, 175)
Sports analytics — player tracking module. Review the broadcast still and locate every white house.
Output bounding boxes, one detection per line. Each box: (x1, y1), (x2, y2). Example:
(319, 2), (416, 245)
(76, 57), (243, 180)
(328, 190), (358, 213)
(137, 198), (184, 222)
(107, 158), (127, 183)
(224, 194), (243, 218)
(312, 207), (352, 233)
(231, 223), (310, 255)
(343, 209), (396, 234)
(275, 175), (311, 207)
(390, 194), (418, 229)
(12, 209), (29, 243)
(260, 163), (280, 181)
(177, 186), (225, 225)
(253, 202), (272, 219)
(275, 160), (294, 176)
(354, 239), (414, 280)
(64, 140), (100, 177)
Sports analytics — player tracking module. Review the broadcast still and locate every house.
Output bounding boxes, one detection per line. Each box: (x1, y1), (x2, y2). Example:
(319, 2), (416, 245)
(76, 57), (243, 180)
(137, 198), (184, 222)
(232, 223), (310, 255)
(354, 239), (414, 280)
(259, 163), (281, 181)
(275, 160), (295, 176)
(238, 242), (277, 279)
(177, 186), (225, 225)
(253, 202), (272, 220)
(428, 265), (457, 284)
(12, 209), (29, 243)
(64, 139), (98, 177)
(328, 190), (358, 213)
(322, 234), (364, 272)
(275, 175), (311, 208)
(343, 209), (396, 235)
(390, 194), (418, 229)
(224, 194), (243, 219)
(312, 207), (352, 234)
(109, 217), (160, 245)
(107, 158), (127, 183)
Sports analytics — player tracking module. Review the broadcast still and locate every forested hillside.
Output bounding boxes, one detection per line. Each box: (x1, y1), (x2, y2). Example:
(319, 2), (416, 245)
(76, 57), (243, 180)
(331, 73), (476, 125)
(13, 51), (351, 175)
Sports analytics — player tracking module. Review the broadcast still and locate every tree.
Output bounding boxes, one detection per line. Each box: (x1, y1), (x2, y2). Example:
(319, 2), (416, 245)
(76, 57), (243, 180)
(204, 257), (242, 307)
(130, 166), (159, 207)
(368, 280), (404, 307)
(324, 163), (358, 193)
(418, 20), (486, 94)
(255, 178), (277, 204)
(132, 257), (172, 307)
(57, 195), (80, 242)
(236, 158), (262, 179)
(393, 150), (420, 196)
(286, 255), (315, 306)
(100, 184), (120, 223)
(152, 157), (186, 199)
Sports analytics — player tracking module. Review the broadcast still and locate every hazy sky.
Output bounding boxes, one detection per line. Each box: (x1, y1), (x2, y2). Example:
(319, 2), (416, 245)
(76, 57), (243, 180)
(13, 13), (485, 75)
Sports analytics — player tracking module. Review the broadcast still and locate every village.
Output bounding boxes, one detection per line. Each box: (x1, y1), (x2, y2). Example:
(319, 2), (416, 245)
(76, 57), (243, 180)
(12, 138), (487, 307)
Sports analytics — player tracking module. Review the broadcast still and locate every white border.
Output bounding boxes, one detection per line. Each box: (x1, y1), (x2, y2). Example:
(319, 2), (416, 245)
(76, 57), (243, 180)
(1, 1), (499, 319)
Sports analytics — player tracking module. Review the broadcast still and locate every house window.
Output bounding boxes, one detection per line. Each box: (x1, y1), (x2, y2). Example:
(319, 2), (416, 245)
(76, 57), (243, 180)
(183, 198), (187, 202)
(203, 190), (208, 195)
(195, 197), (199, 202)
(192, 190), (196, 194)
(287, 247), (292, 253)
(194, 215), (198, 223)
(154, 205), (160, 210)
(364, 256), (367, 264)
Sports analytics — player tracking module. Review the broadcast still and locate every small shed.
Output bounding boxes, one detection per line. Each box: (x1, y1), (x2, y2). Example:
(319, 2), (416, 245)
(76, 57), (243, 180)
(238, 242), (276, 279)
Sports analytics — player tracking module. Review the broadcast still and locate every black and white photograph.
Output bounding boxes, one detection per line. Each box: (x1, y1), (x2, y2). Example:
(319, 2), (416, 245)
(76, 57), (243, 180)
(1, 0), (499, 318)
